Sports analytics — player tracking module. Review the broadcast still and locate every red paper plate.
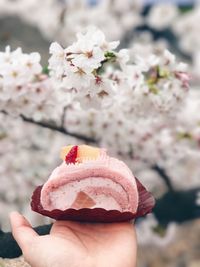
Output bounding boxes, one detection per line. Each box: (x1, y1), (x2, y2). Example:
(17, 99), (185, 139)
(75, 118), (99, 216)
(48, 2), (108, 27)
(31, 178), (155, 223)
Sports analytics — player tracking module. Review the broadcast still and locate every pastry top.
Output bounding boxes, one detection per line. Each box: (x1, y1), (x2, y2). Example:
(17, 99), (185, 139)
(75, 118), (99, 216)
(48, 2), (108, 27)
(60, 145), (103, 163)
(49, 145), (136, 187)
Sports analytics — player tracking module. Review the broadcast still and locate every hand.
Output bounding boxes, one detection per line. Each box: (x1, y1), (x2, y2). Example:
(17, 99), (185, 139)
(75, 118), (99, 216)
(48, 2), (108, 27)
(10, 211), (137, 267)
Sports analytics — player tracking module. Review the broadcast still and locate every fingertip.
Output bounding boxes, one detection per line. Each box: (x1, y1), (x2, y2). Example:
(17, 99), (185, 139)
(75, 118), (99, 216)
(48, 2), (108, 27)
(9, 210), (20, 219)
(9, 211), (21, 224)
(9, 211), (31, 229)
(9, 211), (38, 251)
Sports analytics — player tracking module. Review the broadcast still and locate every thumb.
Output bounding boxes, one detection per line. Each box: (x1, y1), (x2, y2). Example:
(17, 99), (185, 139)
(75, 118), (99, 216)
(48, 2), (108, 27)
(10, 211), (38, 252)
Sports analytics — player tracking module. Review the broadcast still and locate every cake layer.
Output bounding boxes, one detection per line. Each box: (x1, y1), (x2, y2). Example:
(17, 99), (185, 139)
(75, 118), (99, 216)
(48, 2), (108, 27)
(41, 177), (128, 211)
(40, 148), (139, 213)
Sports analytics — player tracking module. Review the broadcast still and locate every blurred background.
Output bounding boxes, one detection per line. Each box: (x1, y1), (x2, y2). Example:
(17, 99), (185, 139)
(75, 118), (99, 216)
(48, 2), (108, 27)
(0, 0), (200, 266)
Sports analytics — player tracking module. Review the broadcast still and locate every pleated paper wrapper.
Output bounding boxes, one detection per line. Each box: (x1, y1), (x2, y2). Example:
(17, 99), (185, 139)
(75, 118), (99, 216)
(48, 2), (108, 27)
(31, 178), (155, 223)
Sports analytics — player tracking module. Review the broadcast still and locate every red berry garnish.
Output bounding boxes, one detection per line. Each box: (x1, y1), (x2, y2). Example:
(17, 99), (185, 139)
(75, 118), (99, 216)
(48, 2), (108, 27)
(65, 145), (78, 164)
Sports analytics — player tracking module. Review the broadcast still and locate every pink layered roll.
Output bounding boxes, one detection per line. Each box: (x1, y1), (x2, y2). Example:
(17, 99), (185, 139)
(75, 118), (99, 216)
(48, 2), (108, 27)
(40, 146), (139, 213)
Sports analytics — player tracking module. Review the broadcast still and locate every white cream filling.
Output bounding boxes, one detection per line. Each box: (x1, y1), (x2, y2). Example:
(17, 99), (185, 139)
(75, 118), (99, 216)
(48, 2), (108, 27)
(49, 177), (127, 211)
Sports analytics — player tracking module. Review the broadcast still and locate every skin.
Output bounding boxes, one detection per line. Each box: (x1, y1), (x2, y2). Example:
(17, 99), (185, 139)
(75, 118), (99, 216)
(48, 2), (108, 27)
(10, 212), (137, 267)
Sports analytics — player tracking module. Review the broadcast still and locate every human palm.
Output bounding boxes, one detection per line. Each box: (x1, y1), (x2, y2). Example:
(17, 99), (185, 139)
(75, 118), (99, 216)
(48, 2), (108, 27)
(10, 212), (137, 267)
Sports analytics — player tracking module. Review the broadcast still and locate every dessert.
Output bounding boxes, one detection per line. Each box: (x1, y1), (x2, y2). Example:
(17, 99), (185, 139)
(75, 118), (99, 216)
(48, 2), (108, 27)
(31, 145), (155, 222)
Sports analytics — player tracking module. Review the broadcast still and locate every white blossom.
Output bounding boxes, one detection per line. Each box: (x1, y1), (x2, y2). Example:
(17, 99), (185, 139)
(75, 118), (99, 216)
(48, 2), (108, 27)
(147, 4), (179, 30)
(136, 215), (178, 247)
(48, 42), (66, 78)
(173, 6), (200, 54)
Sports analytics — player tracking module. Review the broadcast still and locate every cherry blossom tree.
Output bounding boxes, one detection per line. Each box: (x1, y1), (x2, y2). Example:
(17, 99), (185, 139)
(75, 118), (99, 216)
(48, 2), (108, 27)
(0, 0), (200, 250)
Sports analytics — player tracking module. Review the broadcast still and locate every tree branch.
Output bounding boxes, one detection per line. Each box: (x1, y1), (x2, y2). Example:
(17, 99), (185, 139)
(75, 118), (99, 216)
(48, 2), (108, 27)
(152, 164), (175, 192)
(1, 110), (97, 143)
(20, 115), (97, 143)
